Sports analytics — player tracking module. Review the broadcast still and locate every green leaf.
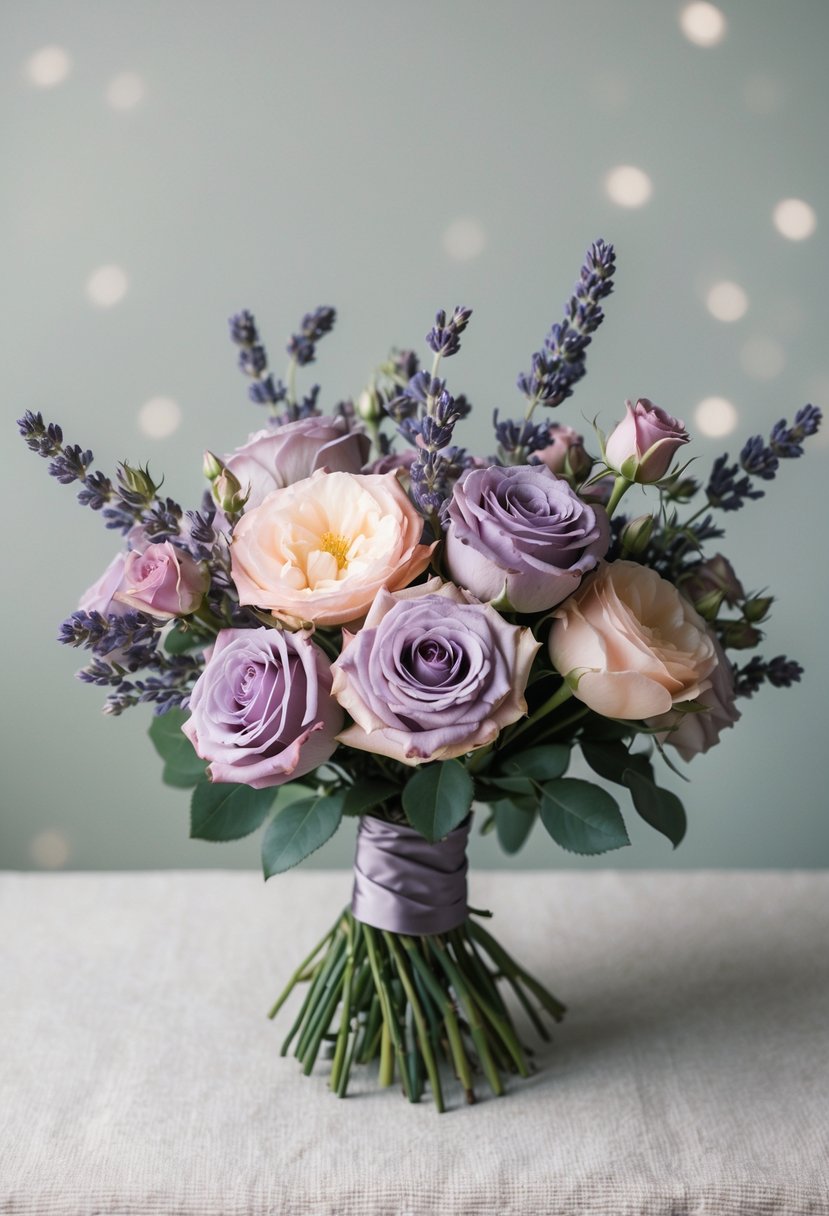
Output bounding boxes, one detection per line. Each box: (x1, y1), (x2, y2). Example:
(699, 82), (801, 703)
(164, 623), (210, 655)
(402, 760), (474, 842)
(494, 800), (536, 854)
(190, 780), (277, 842)
(500, 745), (570, 782)
(484, 775), (537, 796)
(581, 740), (653, 786)
(623, 768), (687, 848)
(539, 778), (630, 855)
(342, 779), (400, 817)
(261, 790), (346, 877)
(148, 709), (207, 788)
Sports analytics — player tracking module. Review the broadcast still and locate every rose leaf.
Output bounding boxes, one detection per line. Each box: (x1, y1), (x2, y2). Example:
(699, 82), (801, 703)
(623, 768), (687, 849)
(402, 760), (474, 843)
(149, 709), (207, 789)
(494, 800), (537, 854)
(261, 791), (346, 878)
(191, 781), (277, 843)
(539, 778), (630, 855)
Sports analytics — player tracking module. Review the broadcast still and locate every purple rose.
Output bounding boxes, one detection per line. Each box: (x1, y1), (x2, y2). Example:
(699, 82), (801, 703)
(604, 398), (690, 484)
(331, 579), (539, 765)
(648, 633), (740, 761)
(224, 416), (370, 510)
(444, 464), (610, 613)
(183, 627), (343, 788)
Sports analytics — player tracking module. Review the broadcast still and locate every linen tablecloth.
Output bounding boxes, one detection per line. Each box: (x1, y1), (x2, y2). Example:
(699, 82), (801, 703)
(1, 870), (827, 1215)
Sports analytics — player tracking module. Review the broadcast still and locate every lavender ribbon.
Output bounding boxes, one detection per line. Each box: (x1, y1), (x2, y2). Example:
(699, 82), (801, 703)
(351, 814), (471, 935)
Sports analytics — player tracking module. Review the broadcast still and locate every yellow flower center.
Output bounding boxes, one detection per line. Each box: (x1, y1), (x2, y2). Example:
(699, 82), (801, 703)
(319, 531), (351, 570)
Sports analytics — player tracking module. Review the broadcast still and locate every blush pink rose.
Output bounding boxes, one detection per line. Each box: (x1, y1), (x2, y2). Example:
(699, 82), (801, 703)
(230, 469), (434, 627)
(224, 416), (370, 510)
(604, 398), (690, 484)
(548, 560), (717, 719)
(647, 633), (740, 761)
(535, 424), (591, 478)
(78, 552), (129, 616)
(114, 542), (210, 620)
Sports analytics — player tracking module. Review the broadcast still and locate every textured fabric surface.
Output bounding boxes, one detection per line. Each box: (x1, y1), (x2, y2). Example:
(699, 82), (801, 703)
(1, 870), (828, 1216)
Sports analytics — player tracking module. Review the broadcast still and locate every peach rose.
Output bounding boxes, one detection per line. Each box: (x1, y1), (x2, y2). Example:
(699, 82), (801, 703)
(548, 560), (717, 719)
(230, 469), (434, 627)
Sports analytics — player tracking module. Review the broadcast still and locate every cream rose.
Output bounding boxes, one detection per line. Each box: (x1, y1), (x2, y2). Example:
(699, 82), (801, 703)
(548, 560), (717, 719)
(230, 469), (434, 626)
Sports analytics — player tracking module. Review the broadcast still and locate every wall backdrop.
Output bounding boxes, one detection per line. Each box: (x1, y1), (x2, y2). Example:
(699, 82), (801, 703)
(2, 1), (827, 874)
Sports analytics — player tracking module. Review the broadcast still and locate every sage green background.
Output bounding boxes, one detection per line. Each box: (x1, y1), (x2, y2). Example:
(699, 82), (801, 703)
(2, 1), (827, 873)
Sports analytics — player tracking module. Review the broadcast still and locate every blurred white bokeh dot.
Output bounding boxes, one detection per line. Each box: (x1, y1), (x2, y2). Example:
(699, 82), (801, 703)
(25, 45), (72, 88)
(86, 265), (129, 307)
(695, 396), (738, 437)
(743, 75), (784, 114)
(679, 3), (727, 46)
(138, 396), (182, 438)
(30, 830), (71, 869)
(605, 165), (652, 208)
(739, 337), (786, 381)
(706, 281), (748, 322)
(442, 218), (486, 262)
(773, 198), (817, 241)
(107, 72), (145, 110)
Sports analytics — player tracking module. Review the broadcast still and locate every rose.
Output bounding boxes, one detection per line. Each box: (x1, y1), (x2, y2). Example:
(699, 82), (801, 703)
(549, 560), (717, 718)
(182, 627), (342, 788)
(78, 552), (128, 616)
(331, 580), (539, 765)
(444, 464), (610, 612)
(604, 398), (690, 483)
(231, 469), (434, 627)
(679, 554), (745, 612)
(648, 633), (740, 761)
(224, 416), (370, 510)
(363, 448), (417, 477)
(113, 542), (209, 619)
(534, 424), (590, 478)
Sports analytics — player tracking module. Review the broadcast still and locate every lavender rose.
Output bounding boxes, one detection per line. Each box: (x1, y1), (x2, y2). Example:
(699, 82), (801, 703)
(604, 398), (690, 484)
(225, 416), (370, 510)
(444, 464), (610, 613)
(78, 552), (128, 616)
(183, 627), (343, 788)
(114, 542), (209, 620)
(331, 580), (539, 765)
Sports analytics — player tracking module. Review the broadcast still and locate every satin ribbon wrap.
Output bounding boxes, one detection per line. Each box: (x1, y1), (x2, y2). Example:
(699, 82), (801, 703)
(351, 814), (471, 935)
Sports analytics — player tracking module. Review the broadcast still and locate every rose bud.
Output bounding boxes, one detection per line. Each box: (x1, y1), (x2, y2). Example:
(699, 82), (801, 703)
(620, 514), (655, 557)
(202, 450), (224, 482)
(113, 542), (209, 620)
(742, 595), (774, 624)
(534, 425), (588, 478)
(679, 554), (745, 609)
(604, 398), (690, 484)
(718, 619), (763, 650)
(213, 468), (249, 516)
(444, 464), (610, 613)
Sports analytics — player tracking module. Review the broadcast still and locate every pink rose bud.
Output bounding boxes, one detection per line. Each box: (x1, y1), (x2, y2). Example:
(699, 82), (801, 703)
(679, 554), (745, 609)
(535, 425), (589, 478)
(114, 542), (209, 619)
(604, 398), (690, 484)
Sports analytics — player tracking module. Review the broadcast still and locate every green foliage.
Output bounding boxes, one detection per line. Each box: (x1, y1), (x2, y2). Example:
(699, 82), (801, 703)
(148, 709), (207, 788)
(261, 790), (346, 877)
(498, 744), (570, 782)
(581, 739), (653, 785)
(623, 769), (687, 848)
(341, 779), (400, 817)
(402, 760), (474, 842)
(493, 800), (536, 854)
(539, 778), (630, 855)
(163, 623), (209, 655)
(190, 780), (279, 842)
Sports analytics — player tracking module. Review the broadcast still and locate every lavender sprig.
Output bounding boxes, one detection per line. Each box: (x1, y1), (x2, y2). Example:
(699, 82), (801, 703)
(426, 307), (472, 360)
(59, 609), (160, 661)
(492, 411), (552, 464)
(517, 239), (615, 413)
(287, 306), (336, 367)
(228, 310), (287, 411)
(734, 655), (803, 699)
(706, 405), (823, 511)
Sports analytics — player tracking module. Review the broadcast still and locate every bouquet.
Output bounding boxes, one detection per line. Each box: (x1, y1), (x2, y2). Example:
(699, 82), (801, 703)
(19, 239), (821, 1112)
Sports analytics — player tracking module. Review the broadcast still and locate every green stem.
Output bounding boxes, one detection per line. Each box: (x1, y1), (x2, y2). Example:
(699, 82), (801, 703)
(605, 474), (632, 519)
(286, 355), (298, 409)
(384, 932), (445, 1113)
(429, 936), (504, 1098)
(364, 926), (412, 1100)
(503, 682), (574, 749)
(329, 920), (360, 1092)
(268, 924), (336, 1019)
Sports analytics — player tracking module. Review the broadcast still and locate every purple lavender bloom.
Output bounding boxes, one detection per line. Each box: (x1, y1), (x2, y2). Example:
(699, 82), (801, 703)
(444, 464), (610, 612)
